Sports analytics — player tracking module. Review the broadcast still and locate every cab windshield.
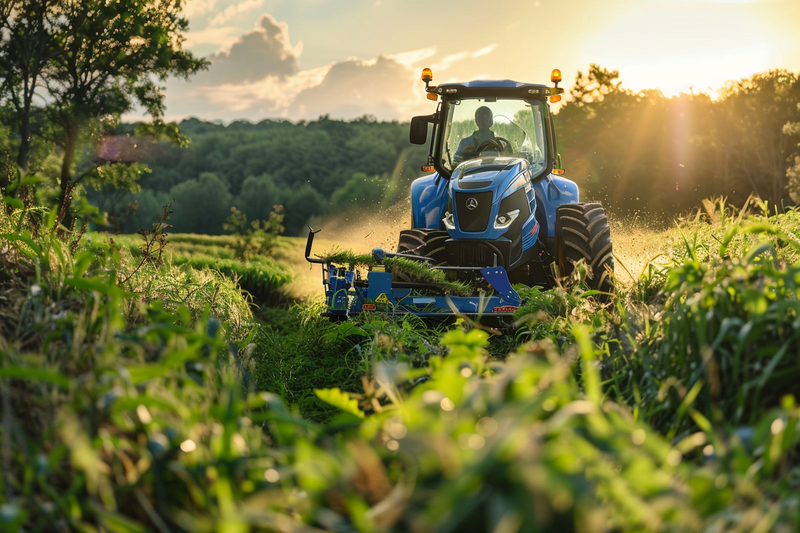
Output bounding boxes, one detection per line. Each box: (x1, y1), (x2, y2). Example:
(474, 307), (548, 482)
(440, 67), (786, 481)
(439, 97), (546, 174)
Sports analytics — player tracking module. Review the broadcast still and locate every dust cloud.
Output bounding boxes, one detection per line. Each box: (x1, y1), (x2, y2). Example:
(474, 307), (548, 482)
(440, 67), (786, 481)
(608, 216), (673, 286)
(316, 198), (413, 252)
(280, 199), (414, 300)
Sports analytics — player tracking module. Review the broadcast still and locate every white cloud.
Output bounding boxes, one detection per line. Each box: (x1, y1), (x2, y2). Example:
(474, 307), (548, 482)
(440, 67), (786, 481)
(195, 65), (331, 113)
(184, 25), (241, 49)
(194, 14), (302, 84)
(288, 55), (426, 120)
(473, 44), (497, 57)
(209, 0), (265, 27)
(162, 16), (439, 122)
(386, 47), (437, 68)
(428, 44), (495, 71)
(183, 0), (218, 18)
(164, 51), (430, 122)
(432, 51), (467, 70)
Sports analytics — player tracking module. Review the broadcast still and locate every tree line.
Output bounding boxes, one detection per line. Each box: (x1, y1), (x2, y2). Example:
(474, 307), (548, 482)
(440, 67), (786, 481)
(87, 117), (427, 235)
(558, 65), (800, 217)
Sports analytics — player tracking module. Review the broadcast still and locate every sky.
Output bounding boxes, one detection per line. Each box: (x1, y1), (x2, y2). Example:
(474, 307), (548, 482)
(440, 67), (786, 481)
(155, 0), (800, 123)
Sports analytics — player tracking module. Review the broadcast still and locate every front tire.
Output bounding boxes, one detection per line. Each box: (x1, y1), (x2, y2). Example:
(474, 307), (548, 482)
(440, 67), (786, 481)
(396, 228), (449, 265)
(555, 203), (614, 294)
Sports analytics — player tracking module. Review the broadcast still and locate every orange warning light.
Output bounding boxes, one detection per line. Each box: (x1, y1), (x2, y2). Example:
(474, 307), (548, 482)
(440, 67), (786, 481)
(427, 93), (438, 101)
(421, 165), (435, 172)
(550, 94), (562, 103)
(421, 68), (433, 83)
(551, 69), (562, 85)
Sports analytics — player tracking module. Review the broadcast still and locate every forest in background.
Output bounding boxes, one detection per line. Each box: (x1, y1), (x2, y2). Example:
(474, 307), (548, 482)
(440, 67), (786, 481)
(86, 66), (800, 235)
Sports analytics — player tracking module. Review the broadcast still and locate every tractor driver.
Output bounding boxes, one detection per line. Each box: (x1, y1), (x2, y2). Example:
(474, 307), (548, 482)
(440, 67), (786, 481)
(455, 105), (496, 160)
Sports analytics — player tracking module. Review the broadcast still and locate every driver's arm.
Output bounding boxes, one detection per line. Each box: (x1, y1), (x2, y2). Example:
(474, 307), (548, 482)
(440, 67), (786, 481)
(454, 135), (475, 161)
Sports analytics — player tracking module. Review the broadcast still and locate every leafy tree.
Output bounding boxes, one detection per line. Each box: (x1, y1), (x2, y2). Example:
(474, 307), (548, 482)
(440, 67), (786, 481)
(556, 66), (800, 214)
(785, 107), (800, 202)
(224, 205), (285, 259)
(0, 0), (59, 173)
(716, 70), (800, 206)
(282, 184), (324, 235)
(343, 130), (398, 177)
(234, 174), (282, 222)
(569, 64), (625, 107)
(330, 172), (386, 212)
(169, 173), (232, 234)
(40, 0), (207, 222)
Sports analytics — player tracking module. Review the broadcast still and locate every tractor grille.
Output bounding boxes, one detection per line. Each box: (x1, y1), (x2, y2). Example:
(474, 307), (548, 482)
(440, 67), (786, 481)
(455, 192), (493, 232)
(446, 240), (510, 269)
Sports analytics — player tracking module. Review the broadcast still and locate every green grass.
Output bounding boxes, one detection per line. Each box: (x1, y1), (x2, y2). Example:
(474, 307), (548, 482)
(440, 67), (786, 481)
(4, 200), (800, 532)
(91, 231), (293, 303)
(171, 254), (291, 302)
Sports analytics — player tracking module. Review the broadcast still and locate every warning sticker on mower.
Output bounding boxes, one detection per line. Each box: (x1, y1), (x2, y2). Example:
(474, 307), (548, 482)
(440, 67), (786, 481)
(493, 306), (518, 313)
(362, 303), (377, 311)
(375, 293), (389, 304)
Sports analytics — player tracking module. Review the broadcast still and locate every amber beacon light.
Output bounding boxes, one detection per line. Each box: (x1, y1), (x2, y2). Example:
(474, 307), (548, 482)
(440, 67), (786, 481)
(421, 68), (433, 83)
(551, 69), (562, 86)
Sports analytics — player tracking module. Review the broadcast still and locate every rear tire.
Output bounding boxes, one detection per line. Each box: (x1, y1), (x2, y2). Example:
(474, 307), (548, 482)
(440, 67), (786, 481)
(555, 203), (614, 294)
(396, 228), (449, 265)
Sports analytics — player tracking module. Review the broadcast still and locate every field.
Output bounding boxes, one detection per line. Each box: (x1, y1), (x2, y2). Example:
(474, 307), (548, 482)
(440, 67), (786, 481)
(2, 199), (800, 532)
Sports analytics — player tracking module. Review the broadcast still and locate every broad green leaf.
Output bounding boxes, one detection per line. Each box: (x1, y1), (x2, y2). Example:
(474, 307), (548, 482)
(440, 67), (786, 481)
(0, 366), (70, 388)
(73, 251), (95, 278)
(314, 388), (364, 419)
(65, 277), (135, 297)
(2, 232), (43, 258)
(90, 503), (148, 533)
(2, 196), (24, 209)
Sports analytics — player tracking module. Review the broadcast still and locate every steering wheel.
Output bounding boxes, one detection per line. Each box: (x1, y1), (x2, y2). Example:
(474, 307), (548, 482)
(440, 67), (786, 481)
(475, 137), (512, 156)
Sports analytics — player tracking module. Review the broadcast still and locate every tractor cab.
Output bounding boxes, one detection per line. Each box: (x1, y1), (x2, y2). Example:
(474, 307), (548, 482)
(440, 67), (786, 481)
(411, 79), (556, 180)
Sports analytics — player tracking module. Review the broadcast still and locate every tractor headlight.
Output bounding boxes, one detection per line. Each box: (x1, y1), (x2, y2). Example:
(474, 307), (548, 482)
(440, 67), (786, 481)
(494, 209), (520, 229)
(442, 211), (455, 230)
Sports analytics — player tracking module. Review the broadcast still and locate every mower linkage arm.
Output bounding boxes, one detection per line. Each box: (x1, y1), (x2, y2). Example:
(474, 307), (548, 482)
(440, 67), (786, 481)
(304, 227), (325, 264)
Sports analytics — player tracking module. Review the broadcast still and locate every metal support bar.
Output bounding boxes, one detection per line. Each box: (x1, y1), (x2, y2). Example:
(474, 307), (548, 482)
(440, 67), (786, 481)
(305, 226), (325, 264)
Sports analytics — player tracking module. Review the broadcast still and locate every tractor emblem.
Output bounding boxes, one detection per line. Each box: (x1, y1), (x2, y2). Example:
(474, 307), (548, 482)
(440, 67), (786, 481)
(466, 197), (478, 210)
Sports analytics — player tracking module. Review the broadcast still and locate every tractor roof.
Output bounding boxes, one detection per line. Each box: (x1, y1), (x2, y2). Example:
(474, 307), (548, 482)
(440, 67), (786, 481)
(434, 80), (551, 99)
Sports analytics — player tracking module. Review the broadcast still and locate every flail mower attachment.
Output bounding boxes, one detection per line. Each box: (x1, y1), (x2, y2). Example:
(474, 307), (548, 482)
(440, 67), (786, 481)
(305, 228), (521, 320)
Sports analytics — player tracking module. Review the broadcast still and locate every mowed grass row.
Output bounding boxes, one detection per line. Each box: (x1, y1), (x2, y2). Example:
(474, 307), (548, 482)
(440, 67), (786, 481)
(91, 232), (293, 302)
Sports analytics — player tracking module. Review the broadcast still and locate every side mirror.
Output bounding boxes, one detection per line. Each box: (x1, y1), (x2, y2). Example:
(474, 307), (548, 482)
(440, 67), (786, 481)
(409, 115), (431, 145)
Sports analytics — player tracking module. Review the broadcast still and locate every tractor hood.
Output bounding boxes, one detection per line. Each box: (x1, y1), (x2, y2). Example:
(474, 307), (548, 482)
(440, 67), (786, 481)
(445, 156), (534, 241)
(451, 156), (527, 189)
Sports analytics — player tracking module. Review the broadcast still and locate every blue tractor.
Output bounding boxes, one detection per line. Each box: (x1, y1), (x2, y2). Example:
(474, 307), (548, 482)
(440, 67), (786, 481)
(306, 69), (614, 319)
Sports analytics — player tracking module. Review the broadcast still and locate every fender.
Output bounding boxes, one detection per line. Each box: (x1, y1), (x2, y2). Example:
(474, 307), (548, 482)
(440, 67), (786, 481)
(410, 173), (448, 229)
(533, 174), (579, 239)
